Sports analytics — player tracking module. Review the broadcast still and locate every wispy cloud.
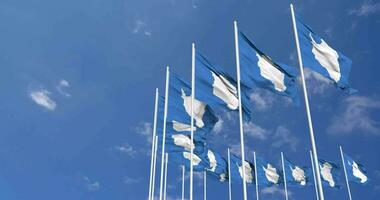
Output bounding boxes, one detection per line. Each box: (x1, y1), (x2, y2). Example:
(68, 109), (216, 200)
(83, 176), (100, 191)
(56, 79), (71, 97)
(132, 20), (151, 36)
(113, 143), (137, 157)
(328, 96), (380, 136)
(244, 122), (269, 140)
(29, 89), (57, 111)
(271, 126), (299, 152)
(261, 186), (292, 197)
(136, 122), (153, 143)
(349, 1), (380, 17)
(212, 119), (224, 135)
(301, 68), (332, 95)
(250, 90), (275, 111)
(123, 176), (141, 184)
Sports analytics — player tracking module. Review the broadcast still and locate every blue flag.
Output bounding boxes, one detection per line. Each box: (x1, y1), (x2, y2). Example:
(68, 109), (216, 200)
(204, 149), (228, 182)
(170, 151), (210, 171)
(162, 134), (206, 155)
(284, 158), (310, 187)
(256, 156), (283, 186)
(343, 153), (369, 184)
(195, 52), (251, 119)
(318, 159), (341, 188)
(230, 154), (255, 184)
(295, 15), (356, 94)
(238, 31), (299, 104)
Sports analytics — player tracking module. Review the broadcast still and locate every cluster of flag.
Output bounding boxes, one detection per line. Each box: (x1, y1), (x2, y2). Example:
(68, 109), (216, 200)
(148, 4), (368, 200)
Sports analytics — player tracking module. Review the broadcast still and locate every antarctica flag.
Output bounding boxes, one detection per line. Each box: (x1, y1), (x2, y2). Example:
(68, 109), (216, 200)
(295, 15), (356, 94)
(238, 31), (299, 103)
(343, 153), (369, 184)
(256, 156), (282, 186)
(284, 158), (310, 186)
(230, 154), (255, 184)
(319, 159), (341, 188)
(170, 151), (210, 171)
(205, 149), (228, 182)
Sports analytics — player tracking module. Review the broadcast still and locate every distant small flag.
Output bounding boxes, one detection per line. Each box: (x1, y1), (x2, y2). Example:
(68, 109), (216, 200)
(238, 31), (299, 103)
(170, 151), (210, 171)
(230, 154), (255, 184)
(284, 158), (310, 186)
(343, 153), (369, 184)
(204, 149), (228, 182)
(256, 156), (283, 186)
(318, 159), (341, 188)
(195, 52), (251, 119)
(163, 134), (206, 155)
(295, 15), (356, 94)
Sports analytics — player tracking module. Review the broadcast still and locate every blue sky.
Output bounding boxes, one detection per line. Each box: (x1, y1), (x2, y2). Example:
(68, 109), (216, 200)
(0, 0), (380, 199)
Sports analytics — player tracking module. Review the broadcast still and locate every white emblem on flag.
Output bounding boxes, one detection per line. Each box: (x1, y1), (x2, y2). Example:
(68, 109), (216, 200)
(237, 161), (253, 183)
(183, 152), (201, 166)
(256, 53), (286, 92)
(181, 89), (206, 128)
(262, 164), (280, 184)
(171, 134), (194, 151)
(290, 166), (307, 185)
(211, 71), (238, 110)
(320, 162), (335, 187)
(172, 120), (196, 132)
(207, 150), (217, 172)
(349, 160), (368, 183)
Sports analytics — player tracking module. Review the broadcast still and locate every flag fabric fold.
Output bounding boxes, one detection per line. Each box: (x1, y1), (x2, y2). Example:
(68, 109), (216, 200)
(343, 153), (369, 184)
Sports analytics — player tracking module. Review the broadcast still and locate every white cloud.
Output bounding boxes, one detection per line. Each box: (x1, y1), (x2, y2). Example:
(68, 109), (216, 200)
(271, 126), (299, 152)
(212, 119), (223, 135)
(250, 89), (275, 111)
(124, 176), (141, 184)
(29, 89), (57, 111)
(261, 186), (292, 197)
(328, 96), (380, 135)
(349, 1), (380, 16)
(114, 143), (137, 157)
(132, 20), (151, 36)
(136, 122), (153, 143)
(83, 176), (100, 191)
(301, 68), (332, 94)
(56, 79), (71, 97)
(244, 122), (269, 140)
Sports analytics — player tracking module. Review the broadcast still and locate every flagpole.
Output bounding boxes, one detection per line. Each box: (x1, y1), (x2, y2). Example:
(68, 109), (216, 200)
(204, 171), (207, 200)
(228, 148), (232, 200)
(233, 20), (248, 200)
(254, 151), (259, 200)
(152, 135), (159, 200)
(163, 153), (169, 200)
(148, 88), (159, 200)
(281, 152), (289, 200)
(310, 150), (319, 200)
(159, 66), (170, 200)
(182, 165), (185, 200)
(290, 4), (325, 200)
(340, 146), (353, 200)
(190, 42), (195, 200)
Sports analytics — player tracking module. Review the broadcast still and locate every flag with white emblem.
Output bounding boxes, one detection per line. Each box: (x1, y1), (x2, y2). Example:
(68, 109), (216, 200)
(195, 52), (251, 119)
(230, 154), (255, 184)
(343, 153), (369, 184)
(238, 31), (299, 103)
(318, 159), (341, 188)
(295, 15), (356, 94)
(204, 149), (228, 182)
(284, 158), (310, 186)
(170, 151), (210, 171)
(256, 156), (283, 186)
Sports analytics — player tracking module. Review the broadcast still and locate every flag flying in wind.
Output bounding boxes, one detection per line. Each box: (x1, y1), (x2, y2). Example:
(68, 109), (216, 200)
(256, 156), (283, 186)
(238, 31), (299, 104)
(161, 133), (206, 155)
(295, 15), (356, 94)
(204, 149), (228, 182)
(170, 151), (210, 171)
(195, 52), (251, 119)
(230, 154), (255, 184)
(318, 159), (341, 188)
(284, 158), (310, 186)
(343, 153), (369, 184)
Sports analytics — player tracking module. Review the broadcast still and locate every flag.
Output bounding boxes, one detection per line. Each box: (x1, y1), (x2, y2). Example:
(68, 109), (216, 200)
(230, 154), (255, 184)
(295, 15), (356, 94)
(256, 156), (283, 186)
(195, 52), (251, 119)
(318, 159), (341, 188)
(238, 31), (299, 103)
(170, 151), (210, 171)
(204, 149), (228, 182)
(284, 158), (310, 186)
(163, 134), (206, 155)
(343, 153), (369, 184)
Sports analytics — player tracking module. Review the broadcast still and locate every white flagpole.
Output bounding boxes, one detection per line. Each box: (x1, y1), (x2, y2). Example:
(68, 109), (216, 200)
(290, 4), (325, 200)
(233, 20), (248, 200)
(164, 153), (169, 200)
(281, 152), (289, 200)
(228, 148), (232, 200)
(182, 165), (185, 200)
(340, 146), (353, 200)
(254, 151), (259, 200)
(148, 88), (159, 200)
(310, 150), (319, 200)
(190, 43), (195, 200)
(159, 67), (170, 200)
(204, 171), (207, 200)
(152, 135), (159, 200)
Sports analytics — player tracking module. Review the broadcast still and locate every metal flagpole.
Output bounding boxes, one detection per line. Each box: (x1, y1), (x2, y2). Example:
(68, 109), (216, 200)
(204, 171), (207, 200)
(148, 88), (159, 200)
(163, 153), (169, 200)
(310, 150), (320, 200)
(159, 67), (170, 200)
(228, 148), (232, 200)
(152, 135), (159, 200)
(340, 146), (353, 200)
(233, 20), (248, 200)
(190, 43), (195, 200)
(290, 4), (325, 200)
(254, 151), (259, 200)
(182, 165), (185, 200)
(281, 152), (289, 200)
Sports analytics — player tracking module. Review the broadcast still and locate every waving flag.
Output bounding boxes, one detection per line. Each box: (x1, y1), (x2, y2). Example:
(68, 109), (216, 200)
(195, 52), (251, 119)
(256, 156), (283, 186)
(204, 149), (228, 182)
(238, 31), (299, 103)
(284, 158), (310, 186)
(318, 159), (340, 188)
(343, 153), (369, 184)
(230, 154), (255, 184)
(162, 134), (206, 154)
(295, 15), (356, 94)
(170, 151), (210, 171)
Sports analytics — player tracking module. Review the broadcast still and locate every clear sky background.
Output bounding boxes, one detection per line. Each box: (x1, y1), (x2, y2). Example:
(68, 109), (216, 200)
(0, 0), (379, 199)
